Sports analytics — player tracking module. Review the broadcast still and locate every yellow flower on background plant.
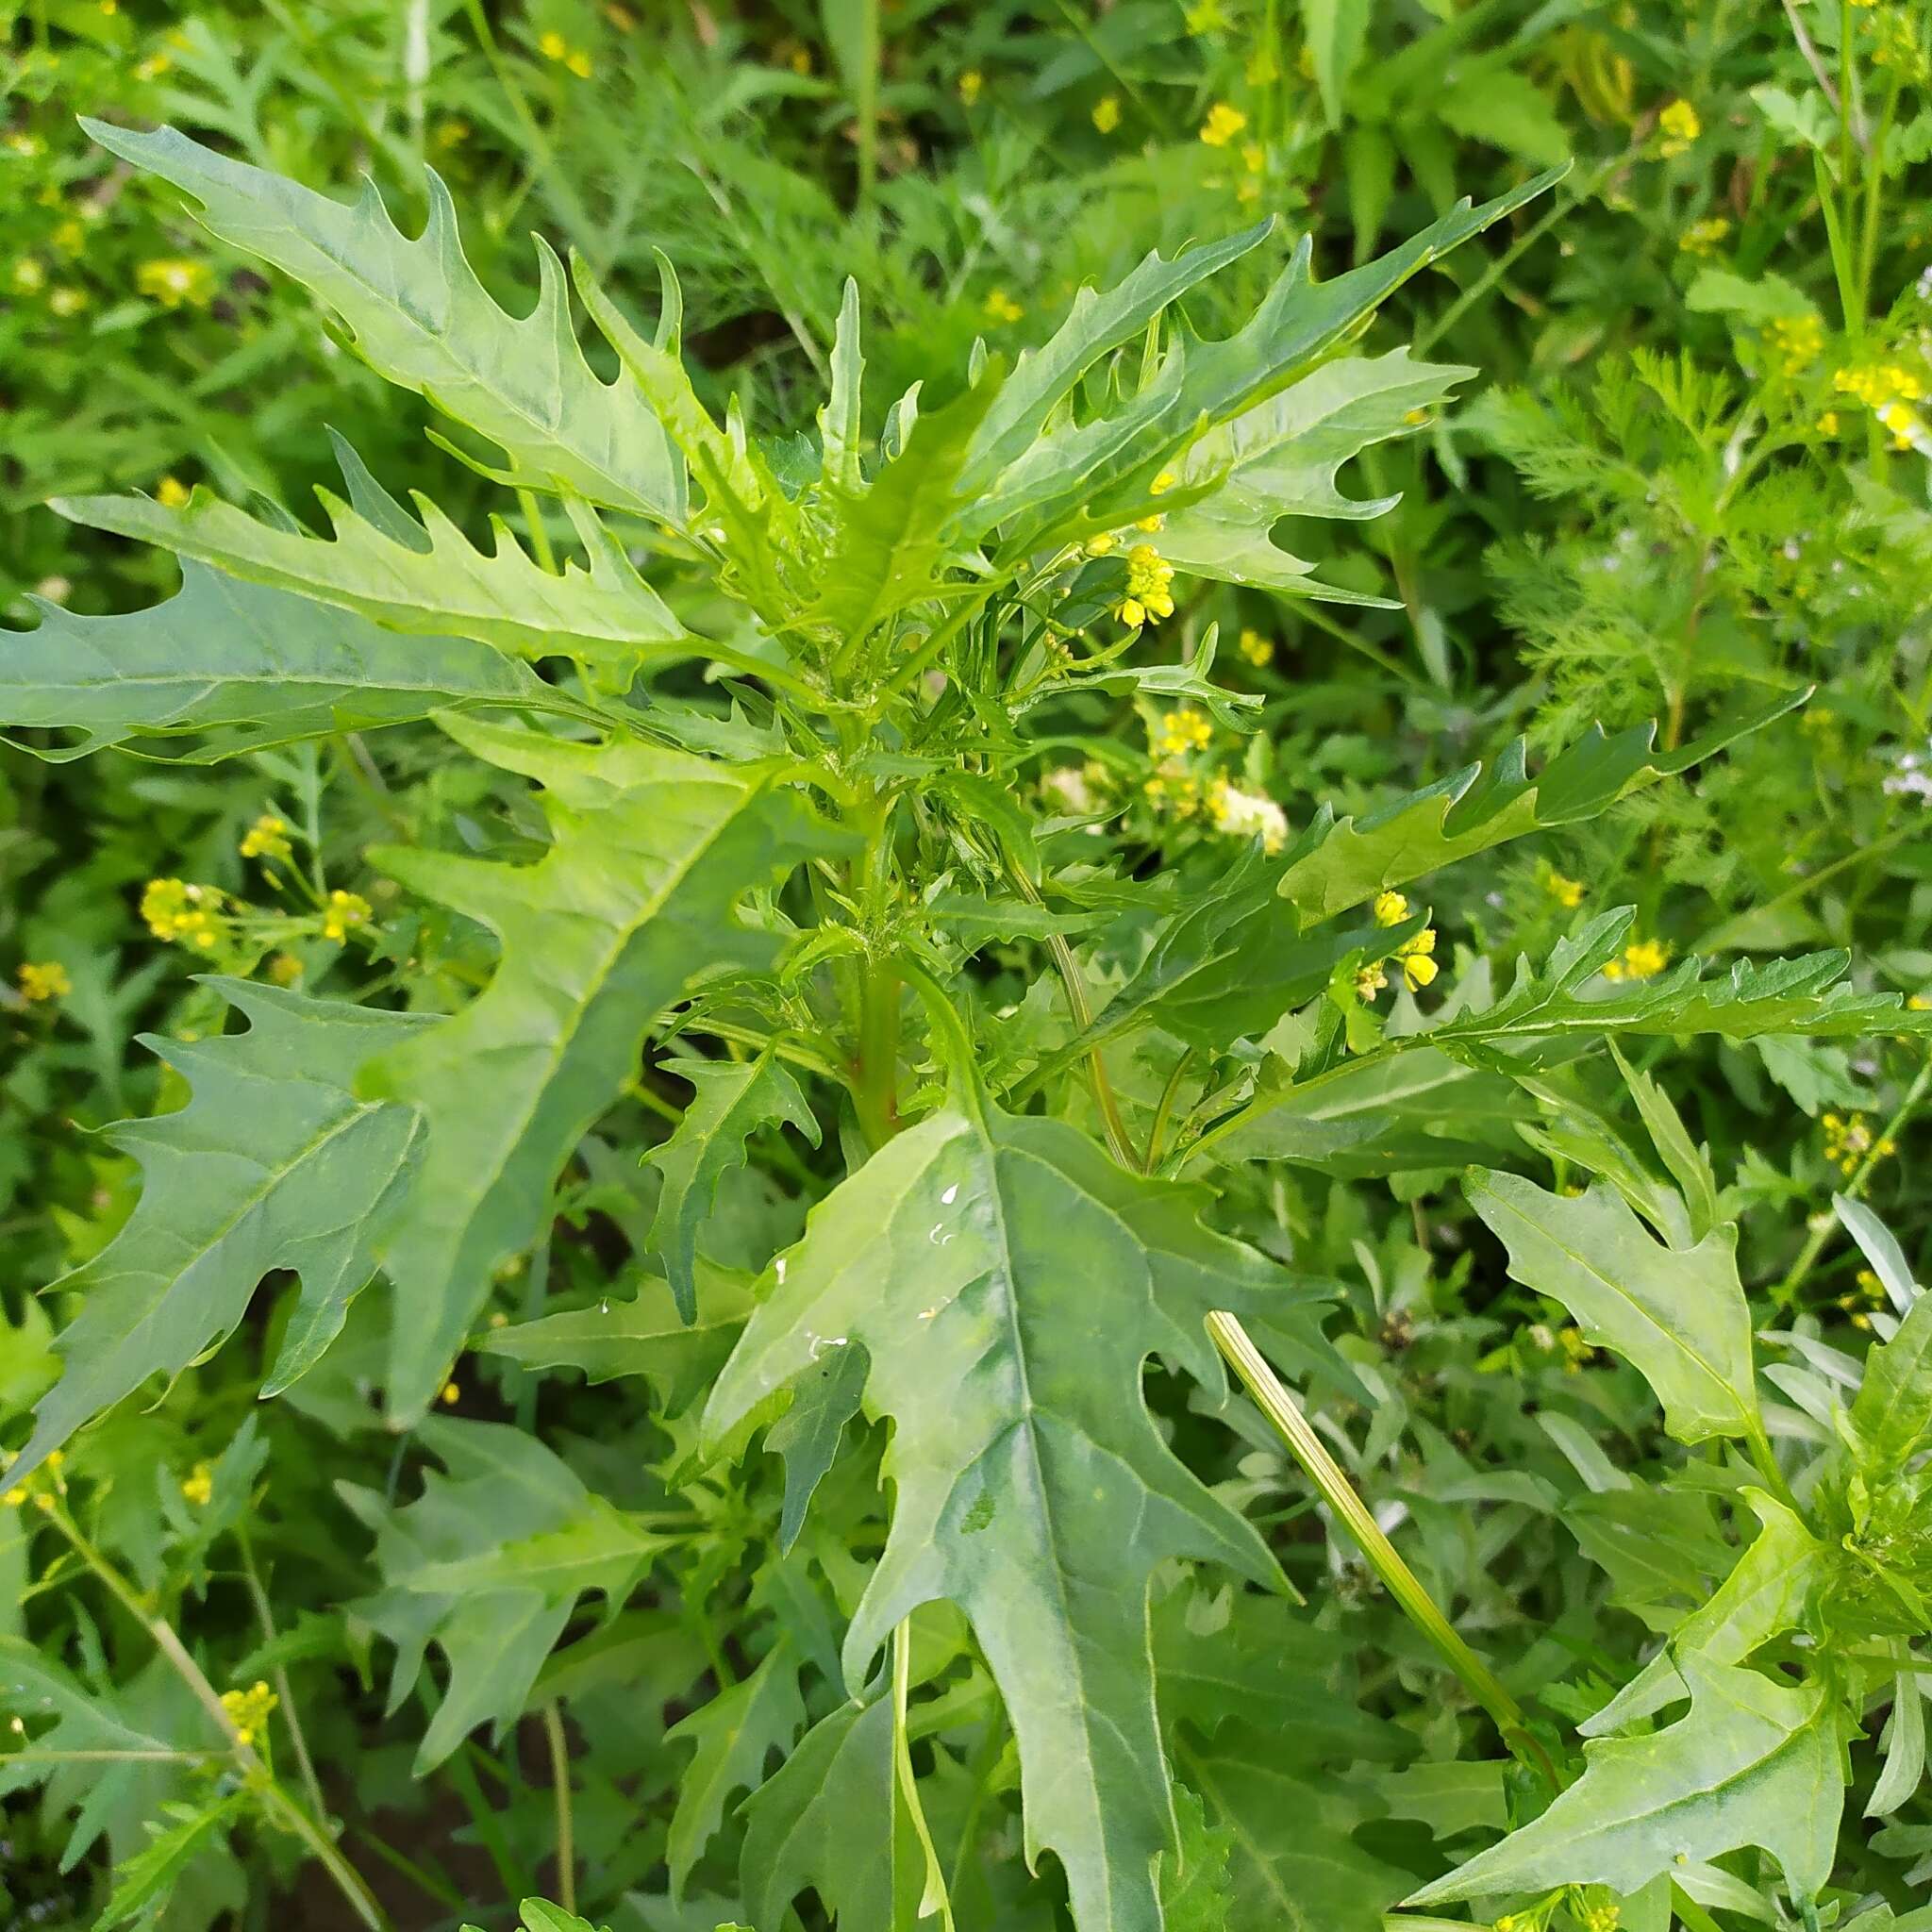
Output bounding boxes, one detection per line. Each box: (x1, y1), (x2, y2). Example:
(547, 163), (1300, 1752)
(958, 69), (983, 106)
(180, 1461), (213, 1507)
(1767, 313), (1824, 375)
(983, 288), (1024, 325)
(1822, 1109), (1894, 1177)
(219, 1680), (277, 1749)
(323, 890), (372, 943)
(240, 813), (292, 863)
(1544, 868), (1585, 909)
(1374, 891), (1409, 927)
(17, 960), (71, 1003)
(538, 28), (568, 58)
(1238, 627), (1273, 667)
(156, 475), (191, 508)
(1395, 927), (1439, 991)
(1657, 98), (1700, 155)
(137, 257), (215, 308)
(1117, 543), (1175, 625)
(1603, 936), (1668, 980)
(11, 258), (47, 296)
(1199, 102), (1247, 147)
(1678, 216), (1730, 257)
(266, 952), (304, 987)
(1092, 94), (1121, 134)
(1152, 708), (1213, 758)
(142, 878), (223, 951)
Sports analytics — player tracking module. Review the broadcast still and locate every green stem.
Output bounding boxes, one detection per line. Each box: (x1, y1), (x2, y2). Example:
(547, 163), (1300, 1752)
(541, 1703), (576, 1916)
(238, 1527), (328, 1822)
(1205, 1313), (1558, 1786)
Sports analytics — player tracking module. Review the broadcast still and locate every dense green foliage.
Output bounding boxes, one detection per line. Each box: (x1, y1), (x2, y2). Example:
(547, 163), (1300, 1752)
(5, 6), (1932, 1932)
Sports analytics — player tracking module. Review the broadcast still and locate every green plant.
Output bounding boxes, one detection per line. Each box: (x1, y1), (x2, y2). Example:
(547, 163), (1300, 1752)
(5, 110), (1931, 1932)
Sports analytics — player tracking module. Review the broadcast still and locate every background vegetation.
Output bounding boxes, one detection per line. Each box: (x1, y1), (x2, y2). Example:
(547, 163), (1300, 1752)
(4, 2), (1931, 1930)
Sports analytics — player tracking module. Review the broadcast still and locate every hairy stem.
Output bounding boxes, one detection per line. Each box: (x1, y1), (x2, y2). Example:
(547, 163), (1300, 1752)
(541, 1702), (576, 1915)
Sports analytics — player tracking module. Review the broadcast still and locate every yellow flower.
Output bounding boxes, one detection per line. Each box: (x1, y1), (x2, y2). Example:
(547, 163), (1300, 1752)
(134, 51), (172, 81)
(322, 890), (372, 943)
(1766, 312), (1824, 375)
(47, 286), (88, 318)
(1657, 98), (1701, 156)
(1118, 543), (1176, 625)
(1355, 962), (1388, 1002)
(1395, 926), (1438, 991)
(1678, 216), (1730, 257)
(1557, 1326), (1592, 1369)
(141, 878), (223, 951)
(51, 219), (86, 256)
(1085, 531), (1117, 556)
(441, 1379), (461, 1406)
(1816, 409), (1840, 435)
(1910, 992), (1932, 1010)
(565, 46), (592, 78)
(1199, 102), (1247, 146)
(266, 952), (304, 987)
(3, 132), (45, 158)
(180, 1462), (213, 1507)
(1822, 1110), (1894, 1177)
(156, 475), (192, 509)
(1092, 94), (1121, 134)
(538, 28), (568, 59)
(983, 288), (1024, 325)
(1238, 627), (1273, 668)
(10, 257), (47, 296)
(136, 257), (215, 308)
(240, 813), (292, 863)
(1603, 936), (1668, 981)
(1373, 891), (1409, 927)
(1877, 399), (1926, 450)
(1544, 868), (1585, 909)
(219, 1680), (277, 1750)
(1153, 708), (1213, 758)
(436, 118), (472, 149)
(958, 69), (983, 106)
(17, 960), (71, 1003)
(1149, 470), (1176, 495)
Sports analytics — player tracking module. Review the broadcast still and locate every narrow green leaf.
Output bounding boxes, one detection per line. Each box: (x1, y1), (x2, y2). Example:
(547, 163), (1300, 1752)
(706, 1096), (1316, 1932)
(0, 561), (543, 764)
(646, 1054), (820, 1323)
(9, 981), (429, 1488)
(83, 121), (685, 522)
(56, 472), (684, 672)
(1274, 692), (1807, 919)
(360, 715), (846, 1421)
(1406, 1657), (1844, 1907)
(1464, 1170), (1759, 1444)
(667, 1639), (807, 1903)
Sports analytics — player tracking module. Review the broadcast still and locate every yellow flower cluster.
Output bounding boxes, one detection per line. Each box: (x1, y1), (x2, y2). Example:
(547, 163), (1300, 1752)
(219, 1680), (278, 1748)
(1143, 771), (1202, 818)
(266, 953), (304, 987)
(537, 28), (593, 77)
(1822, 1109), (1895, 1177)
(1571, 1888), (1622, 1932)
(1657, 98), (1701, 156)
(142, 878), (223, 951)
(1199, 102), (1247, 146)
(983, 288), (1024, 325)
(1395, 927), (1438, 991)
(1119, 543), (1175, 626)
(136, 257), (215, 308)
(180, 1461), (213, 1507)
(958, 69), (983, 106)
(240, 813), (292, 863)
(1837, 1267), (1889, 1332)
(1206, 778), (1287, 853)
(1603, 936), (1668, 980)
(17, 960), (70, 1003)
(1834, 361), (1927, 447)
(1092, 94), (1121, 134)
(1678, 216), (1730, 257)
(1766, 312), (1824, 375)
(156, 475), (192, 509)
(1373, 891), (1409, 927)
(1544, 867), (1585, 909)
(2, 1448), (64, 1511)
(1152, 708), (1213, 758)
(323, 890), (373, 943)
(1237, 628), (1273, 668)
